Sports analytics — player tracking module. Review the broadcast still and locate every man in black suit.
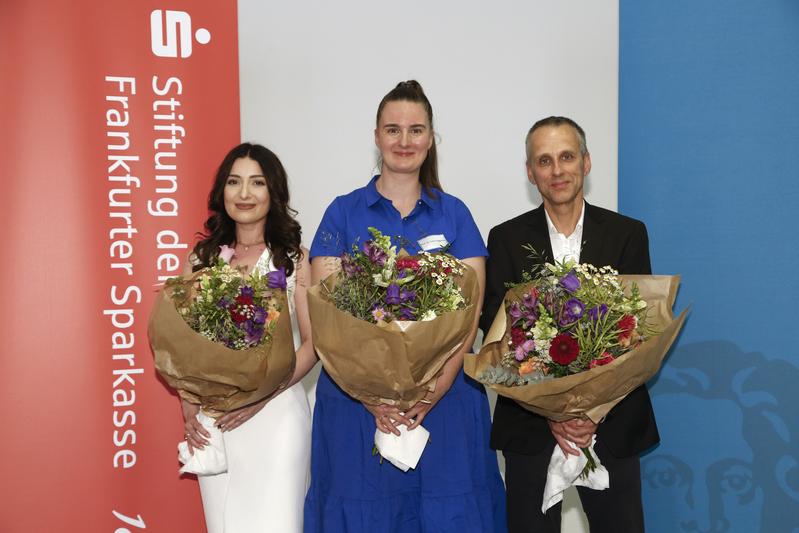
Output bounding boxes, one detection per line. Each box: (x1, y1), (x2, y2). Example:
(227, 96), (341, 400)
(481, 116), (659, 533)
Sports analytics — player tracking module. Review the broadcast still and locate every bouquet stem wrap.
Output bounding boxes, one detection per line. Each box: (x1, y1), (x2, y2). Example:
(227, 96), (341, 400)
(308, 262), (479, 411)
(465, 275), (687, 423)
(148, 270), (296, 417)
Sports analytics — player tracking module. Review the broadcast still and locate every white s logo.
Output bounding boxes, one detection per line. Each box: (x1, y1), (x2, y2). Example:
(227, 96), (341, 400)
(150, 10), (211, 58)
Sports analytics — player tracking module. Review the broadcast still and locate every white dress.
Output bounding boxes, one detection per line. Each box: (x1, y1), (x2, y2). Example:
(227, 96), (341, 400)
(199, 250), (311, 533)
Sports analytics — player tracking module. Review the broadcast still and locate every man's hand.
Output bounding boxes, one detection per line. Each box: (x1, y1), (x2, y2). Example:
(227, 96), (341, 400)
(547, 418), (598, 457)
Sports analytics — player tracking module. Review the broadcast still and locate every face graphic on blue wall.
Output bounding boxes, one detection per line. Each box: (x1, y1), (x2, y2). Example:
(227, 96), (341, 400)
(643, 394), (762, 532)
(643, 342), (799, 533)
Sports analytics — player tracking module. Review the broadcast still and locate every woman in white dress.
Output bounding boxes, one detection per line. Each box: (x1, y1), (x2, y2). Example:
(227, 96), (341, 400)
(181, 143), (316, 533)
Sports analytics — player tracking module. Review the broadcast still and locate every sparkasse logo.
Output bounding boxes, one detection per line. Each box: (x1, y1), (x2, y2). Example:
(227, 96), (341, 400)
(150, 10), (211, 58)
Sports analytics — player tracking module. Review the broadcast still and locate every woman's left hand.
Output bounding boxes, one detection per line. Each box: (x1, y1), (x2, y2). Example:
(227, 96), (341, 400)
(404, 379), (446, 430)
(215, 398), (268, 432)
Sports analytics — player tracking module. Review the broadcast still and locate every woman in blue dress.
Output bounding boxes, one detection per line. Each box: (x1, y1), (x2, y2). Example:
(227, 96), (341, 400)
(304, 80), (507, 533)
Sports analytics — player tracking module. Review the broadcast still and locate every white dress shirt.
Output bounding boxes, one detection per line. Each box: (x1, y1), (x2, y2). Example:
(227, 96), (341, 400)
(544, 201), (585, 264)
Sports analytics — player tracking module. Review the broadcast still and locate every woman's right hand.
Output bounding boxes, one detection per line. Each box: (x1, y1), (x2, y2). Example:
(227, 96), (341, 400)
(181, 399), (211, 454)
(363, 402), (413, 436)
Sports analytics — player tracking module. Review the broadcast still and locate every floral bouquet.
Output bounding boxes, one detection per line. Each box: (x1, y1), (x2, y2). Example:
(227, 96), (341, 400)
(307, 228), (480, 470)
(149, 250), (296, 417)
(465, 250), (686, 510)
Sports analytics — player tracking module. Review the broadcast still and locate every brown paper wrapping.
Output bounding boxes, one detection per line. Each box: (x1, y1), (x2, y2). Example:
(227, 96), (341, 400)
(148, 273), (296, 417)
(308, 261), (480, 411)
(465, 275), (688, 423)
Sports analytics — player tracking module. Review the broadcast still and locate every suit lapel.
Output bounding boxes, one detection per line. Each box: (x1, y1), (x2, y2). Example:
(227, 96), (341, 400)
(523, 206), (555, 265)
(579, 202), (607, 265)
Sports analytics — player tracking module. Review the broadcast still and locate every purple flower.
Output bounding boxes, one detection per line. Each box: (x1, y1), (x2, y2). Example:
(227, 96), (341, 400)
(385, 283), (401, 305)
(240, 286), (255, 298)
(252, 306), (267, 325)
(522, 291), (538, 310)
(217, 296), (231, 309)
(397, 307), (415, 320)
(400, 288), (416, 303)
(267, 267), (287, 290)
(341, 254), (363, 277)
(588, 304), (609, 322)
(509, 302), (524, 322)
(362, 240), (387, 266)
(563, 297), (585, 323)
(244, 325), (264, 345)
(559, 270), (580, 293)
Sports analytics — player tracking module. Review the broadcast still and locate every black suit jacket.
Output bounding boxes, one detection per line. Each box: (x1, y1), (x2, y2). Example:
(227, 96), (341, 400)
(481, 202), (660, 458)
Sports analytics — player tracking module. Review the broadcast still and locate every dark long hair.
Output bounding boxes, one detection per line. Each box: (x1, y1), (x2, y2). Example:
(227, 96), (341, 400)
(192, 143), (302, 275)
(375, 80), (442, 196)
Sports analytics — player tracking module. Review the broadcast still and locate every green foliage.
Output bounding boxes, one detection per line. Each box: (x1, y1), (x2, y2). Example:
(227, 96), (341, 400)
(164, 258), (283, 350)
(329, 227), (469, 324)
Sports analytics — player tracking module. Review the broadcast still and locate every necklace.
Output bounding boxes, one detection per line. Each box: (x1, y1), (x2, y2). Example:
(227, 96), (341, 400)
(236, 241), (265, 252)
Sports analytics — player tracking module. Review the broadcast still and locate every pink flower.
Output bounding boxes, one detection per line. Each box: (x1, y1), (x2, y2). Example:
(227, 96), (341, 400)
(219, 245), (236, 263)
(514, 339), (535, 361)
(371, 306), (390, 322)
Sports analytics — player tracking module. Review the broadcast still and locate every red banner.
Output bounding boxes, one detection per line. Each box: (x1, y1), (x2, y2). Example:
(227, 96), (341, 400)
(0, 1), (239, 530)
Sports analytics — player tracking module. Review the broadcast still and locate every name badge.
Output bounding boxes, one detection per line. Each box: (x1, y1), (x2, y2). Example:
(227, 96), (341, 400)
(418, 234), (449, 251)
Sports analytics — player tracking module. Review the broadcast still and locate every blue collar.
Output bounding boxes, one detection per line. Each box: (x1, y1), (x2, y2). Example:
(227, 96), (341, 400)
(365, 175), (441, 212)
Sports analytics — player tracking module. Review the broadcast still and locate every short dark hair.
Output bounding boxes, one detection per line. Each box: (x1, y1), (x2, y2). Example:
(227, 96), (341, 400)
(525, 116), (588, 161)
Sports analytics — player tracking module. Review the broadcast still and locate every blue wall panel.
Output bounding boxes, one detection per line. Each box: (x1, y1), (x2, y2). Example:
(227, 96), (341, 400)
(620, 1), (799, 531)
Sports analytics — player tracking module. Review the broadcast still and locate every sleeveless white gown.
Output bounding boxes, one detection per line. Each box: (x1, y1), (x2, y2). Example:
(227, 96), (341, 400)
(199, 250), (311, 533)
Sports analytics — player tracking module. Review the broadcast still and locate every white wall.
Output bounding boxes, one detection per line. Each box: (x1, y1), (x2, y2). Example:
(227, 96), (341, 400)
(238, 0), (618, 238)
(238, 2), (619, 530)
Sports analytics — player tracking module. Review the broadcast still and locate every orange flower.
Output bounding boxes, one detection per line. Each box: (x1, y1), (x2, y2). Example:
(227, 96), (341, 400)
(265, 309), (280, 323)
(519, 360), (536, 375)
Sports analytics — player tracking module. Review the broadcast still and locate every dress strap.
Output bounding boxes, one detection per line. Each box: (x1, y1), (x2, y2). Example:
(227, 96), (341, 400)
(253, 248), (297, 318)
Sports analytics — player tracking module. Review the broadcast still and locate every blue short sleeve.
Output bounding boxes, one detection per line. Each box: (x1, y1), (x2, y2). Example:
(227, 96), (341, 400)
(447, 198), (487, 259)
(309, 179), (486, 261)
(310, 199), (347, 259)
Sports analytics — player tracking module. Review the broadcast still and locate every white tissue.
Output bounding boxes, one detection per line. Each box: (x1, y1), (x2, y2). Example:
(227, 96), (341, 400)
(373, 423), (430, 472)
(542, 435), (609, 512)
(177, 411), (227, 476)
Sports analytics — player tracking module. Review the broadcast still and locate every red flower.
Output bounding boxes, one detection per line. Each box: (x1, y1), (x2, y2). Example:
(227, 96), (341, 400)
(590, 352), (615, 369)
(549, 334), (579, 365)
(510, 327), (527, 346)
(229, 306), (248, 323)
(617, 315), (637, 342)
(396, 257), (420, 271)
(236, 294), (254, 306)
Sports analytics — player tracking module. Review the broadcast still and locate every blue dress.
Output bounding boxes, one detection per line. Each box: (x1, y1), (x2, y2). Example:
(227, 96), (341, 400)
(304, 176), (507, 533)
